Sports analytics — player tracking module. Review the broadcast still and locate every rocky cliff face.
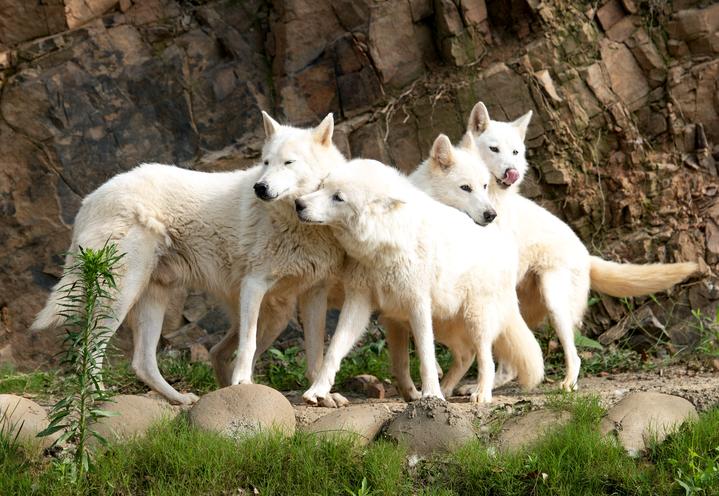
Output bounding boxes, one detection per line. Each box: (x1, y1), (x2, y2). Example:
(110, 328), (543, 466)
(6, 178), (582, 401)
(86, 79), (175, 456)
(1, 0), (718, 368)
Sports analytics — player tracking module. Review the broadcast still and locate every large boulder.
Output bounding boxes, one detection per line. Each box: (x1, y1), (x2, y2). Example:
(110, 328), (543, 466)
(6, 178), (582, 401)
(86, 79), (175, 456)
(0, 394), (58, 448)
(64, 0), (120, 29)
(188, 384), (295, 438)
(0, 0), (67, 46)
(384, 398), (476, 455)
(90, 394), (180, 443)
(600, 392), (698, 456)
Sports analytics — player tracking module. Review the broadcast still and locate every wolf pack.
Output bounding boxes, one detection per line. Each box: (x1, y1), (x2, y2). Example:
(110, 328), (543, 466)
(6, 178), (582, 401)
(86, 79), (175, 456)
(32, 102), (698, 408)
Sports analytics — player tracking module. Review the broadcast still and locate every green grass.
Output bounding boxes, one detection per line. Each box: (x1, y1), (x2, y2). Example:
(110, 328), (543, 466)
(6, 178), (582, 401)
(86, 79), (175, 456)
(0, 330), (455, 400)
(692, 307), (719, 359)
(255, 330), (454, 391)
(0, 417), (409, 496)
(0, 358), (219, 400)
(2, 395), (718, 495)
(0, 365), (67, 397)
(534, 327), (648, 381)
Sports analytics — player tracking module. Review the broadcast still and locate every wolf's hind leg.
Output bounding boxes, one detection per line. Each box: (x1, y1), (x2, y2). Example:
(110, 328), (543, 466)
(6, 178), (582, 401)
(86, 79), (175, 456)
(384, 318), (420, 401)
(540, 269), (581, 391)
(131, 283), (199, 405)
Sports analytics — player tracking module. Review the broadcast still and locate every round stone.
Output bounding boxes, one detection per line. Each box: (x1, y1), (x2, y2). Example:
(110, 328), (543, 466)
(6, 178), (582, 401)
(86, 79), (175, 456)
(600, 391), (698, 456)
(188, 384), (295, 438)
(90, 394), (180, 443)
(304, 403), (396, 445)
(384, 397), (476, 455)
(0, 394), (58, 448)
(495, 409), (572, 452)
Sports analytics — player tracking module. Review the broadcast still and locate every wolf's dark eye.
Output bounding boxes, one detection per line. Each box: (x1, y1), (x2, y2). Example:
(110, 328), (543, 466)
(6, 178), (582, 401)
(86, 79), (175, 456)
(263, 160), (269, 165)
(460, 184), (473, 193)
(332, 193), (344, 202)
(483, 184), (488, 190)
(512, 150), (518, 155)
(284, 160), (295, 165)
(489, 146), (499, 153)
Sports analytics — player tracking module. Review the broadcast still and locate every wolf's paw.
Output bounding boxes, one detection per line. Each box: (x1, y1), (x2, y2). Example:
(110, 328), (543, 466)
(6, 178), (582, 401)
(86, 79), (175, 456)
(469, 391), (492, 404)
(396, 383), (421, 402)
(421, 389), (445, 401)
(455, 384), (475, 397)
(302, 393), (320, 406)
(303, 384), (330, 406)
(401, 388), (422, 401)
(319, 393), (349, 408)
(172, 392), (200, 405)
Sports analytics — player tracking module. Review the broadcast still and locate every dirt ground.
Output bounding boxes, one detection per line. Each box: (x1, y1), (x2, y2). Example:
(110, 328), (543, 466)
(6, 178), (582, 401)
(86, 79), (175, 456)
(289, 365), (719, 427)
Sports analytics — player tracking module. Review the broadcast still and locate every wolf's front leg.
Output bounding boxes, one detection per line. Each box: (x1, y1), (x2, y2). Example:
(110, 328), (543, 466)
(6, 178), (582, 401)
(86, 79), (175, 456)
(409, 299), (444, 400)
(303, 288), (372, 408)
(466, 310), (500, 404)
(231, 274), (272, 385)
(298, 282), (329, 382)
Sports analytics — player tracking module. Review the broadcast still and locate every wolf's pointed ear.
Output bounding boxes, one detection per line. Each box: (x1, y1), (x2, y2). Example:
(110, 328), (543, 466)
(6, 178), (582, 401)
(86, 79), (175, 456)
(262, 111), (281, 139)
(468, 102), (490, 135)
(512, 110), (533, 141)
(313, 113), (334, 147)
(458, 132), (477, 152)
(430, 134), (454, 171)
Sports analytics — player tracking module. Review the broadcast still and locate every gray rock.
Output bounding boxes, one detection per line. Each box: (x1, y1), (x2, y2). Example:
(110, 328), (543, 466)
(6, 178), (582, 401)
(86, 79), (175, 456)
(90, 394), (180, 444)
(0, 394), (59, 449)
(304, 404), (396, 445)
(189, 384), (295, 438)
(600, 392), (698, 456)
(182, 293), (209, 323)
(385, 397), (476, 455)
(368, 0), (425, 88)
(496, 409), (571, 452)
(196, 307), (231, 335)
(164, 322), (209, 350)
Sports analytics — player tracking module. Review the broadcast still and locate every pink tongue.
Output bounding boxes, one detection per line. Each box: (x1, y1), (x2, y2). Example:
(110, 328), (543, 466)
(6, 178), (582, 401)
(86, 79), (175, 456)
(503, 168), (520, 185)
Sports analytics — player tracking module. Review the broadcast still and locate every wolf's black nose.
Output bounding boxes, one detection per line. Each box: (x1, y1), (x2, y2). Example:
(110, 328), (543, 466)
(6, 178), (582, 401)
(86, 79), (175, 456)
(295, 199), (306, 213)
(254, 182), (270, 200)
(483, 210), (497, 223)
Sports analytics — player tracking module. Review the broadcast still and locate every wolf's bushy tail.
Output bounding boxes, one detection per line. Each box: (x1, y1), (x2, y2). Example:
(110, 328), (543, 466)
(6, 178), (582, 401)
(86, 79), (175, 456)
(494, 310), (544, 390)
(31, 265), (78, 331)
(589, 256), (697, 298)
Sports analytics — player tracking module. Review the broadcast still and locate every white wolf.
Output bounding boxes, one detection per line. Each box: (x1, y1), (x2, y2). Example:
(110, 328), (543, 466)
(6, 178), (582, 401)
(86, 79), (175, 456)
(458, 101), (698, 391)
(296, 158), (544, 405)
(32, 112), (346, 404)
(381, 134), (500, 400)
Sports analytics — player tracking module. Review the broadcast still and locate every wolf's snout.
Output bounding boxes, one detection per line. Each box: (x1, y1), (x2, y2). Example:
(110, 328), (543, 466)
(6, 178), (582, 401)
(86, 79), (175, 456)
(295, 199), (306, 213)
(254, 182), (272, 200)
(483, 210), (497, 223)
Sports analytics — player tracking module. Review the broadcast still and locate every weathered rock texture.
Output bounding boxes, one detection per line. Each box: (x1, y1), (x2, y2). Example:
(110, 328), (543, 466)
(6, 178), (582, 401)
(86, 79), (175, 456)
(496, 408), (571, 452)
(0, 394), (58, 448)
(303, 403), (395, 445)
(90, 393), (181, 443)
(188, 384), (295, 437)
(600, 391), (698, 455)
(385, 397), (476, 455)
(1, 0), (718, 367)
